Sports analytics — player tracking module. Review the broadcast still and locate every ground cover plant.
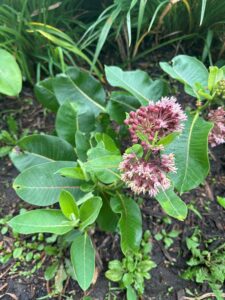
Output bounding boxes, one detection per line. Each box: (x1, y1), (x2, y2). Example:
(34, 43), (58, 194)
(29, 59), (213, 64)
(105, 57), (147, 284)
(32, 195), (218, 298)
(2, 54), (223, 299)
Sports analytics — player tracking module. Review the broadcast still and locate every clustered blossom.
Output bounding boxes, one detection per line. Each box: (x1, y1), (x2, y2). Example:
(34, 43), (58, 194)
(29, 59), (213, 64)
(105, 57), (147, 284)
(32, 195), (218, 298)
(125, 96), (187, 149)
(119, 152), (176, 197)
(119, 96), (187, 196)
(208, 107), (225, 147)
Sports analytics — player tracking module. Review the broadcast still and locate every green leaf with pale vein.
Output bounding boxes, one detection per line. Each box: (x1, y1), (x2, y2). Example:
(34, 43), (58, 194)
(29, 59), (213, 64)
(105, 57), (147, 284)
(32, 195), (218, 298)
(105, 66), (168, 105)
(10, 134), (76, 171)
(8, 209), (73, 235)
(110, 195), (142, 254)
(53, 67), (106, 115)
(13, 161), (85, 206)
(155, 188), (187, 220)
(70, 233), (95, 291)
(165, 113), (213, 193)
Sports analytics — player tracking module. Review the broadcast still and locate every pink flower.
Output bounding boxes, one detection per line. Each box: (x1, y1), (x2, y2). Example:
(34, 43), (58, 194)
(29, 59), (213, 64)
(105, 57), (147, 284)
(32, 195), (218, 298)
(119, 152), (176, 197)
(125, 96), (186, 147)
(208, 107), (225, 147)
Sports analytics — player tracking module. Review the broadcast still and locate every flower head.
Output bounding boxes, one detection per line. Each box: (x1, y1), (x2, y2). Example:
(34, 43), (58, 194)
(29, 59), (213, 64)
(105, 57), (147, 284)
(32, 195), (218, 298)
(119, 152), (176, 197)
(125, 96), (186, 148)
(208, 107), (225, 147)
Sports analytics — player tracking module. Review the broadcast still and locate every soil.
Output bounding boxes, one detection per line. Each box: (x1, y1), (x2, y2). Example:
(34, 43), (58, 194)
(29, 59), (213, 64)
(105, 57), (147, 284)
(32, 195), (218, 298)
(0, 82), (225, 300)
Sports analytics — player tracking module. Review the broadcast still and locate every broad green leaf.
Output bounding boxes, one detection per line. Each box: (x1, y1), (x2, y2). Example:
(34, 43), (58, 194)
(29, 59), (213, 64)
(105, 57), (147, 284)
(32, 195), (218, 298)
(85, 147), (122, 184)
(13, 161), (85, 206)
(8, 209), (73, 235)
(0, 49), (22, 96)
(172, 55), (208, 89)
(165, 113), (213, 193)
(34, 78), (59, 112)
(107, 91), (140, 124)
(110, 195), (142, 254)
(10, 134), (76, 172)
(53, 67), (106, 115)
(97, 198), (119, 232)
(70, 233), (95, 291)
(56, 100), (95, 146)
(160, 55), (209, 97)
(159, 62), (181, 81)
(56, 101), (78, 145)
(155, 188), (187, 220)
(105, 66), (168, 105)
(79, 197), (102, 230)
(59, 190), (79, 220)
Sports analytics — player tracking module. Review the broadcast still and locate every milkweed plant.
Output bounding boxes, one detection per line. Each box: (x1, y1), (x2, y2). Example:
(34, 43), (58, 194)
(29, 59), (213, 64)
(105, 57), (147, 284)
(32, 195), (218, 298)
(8, 55), (225, 296)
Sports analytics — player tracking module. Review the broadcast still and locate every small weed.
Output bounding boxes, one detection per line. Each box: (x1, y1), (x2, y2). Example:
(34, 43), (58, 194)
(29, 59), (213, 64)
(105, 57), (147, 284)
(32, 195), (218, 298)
(182, 229), (225, 300)
(154, 229), (180, 249)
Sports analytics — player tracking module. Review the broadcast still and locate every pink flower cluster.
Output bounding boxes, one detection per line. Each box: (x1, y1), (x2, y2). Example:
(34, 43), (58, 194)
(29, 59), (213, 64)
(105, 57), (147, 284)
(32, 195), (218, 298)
(208, 107), (225, 147)
(125, 96), (187, 149)
(119, 153), (176, 197)
(120, 96), (187, 197)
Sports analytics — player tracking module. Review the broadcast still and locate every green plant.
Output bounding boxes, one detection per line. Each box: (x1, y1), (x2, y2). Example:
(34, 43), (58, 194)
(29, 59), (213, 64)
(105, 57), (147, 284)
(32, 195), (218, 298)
(0, 0), (95, 82)
(105, 230), (156, 298)
(7, 62), (220, 293)
(0, 114), (29, 158)
(154, 228), (180, 249)
(182, 229), (225, 300)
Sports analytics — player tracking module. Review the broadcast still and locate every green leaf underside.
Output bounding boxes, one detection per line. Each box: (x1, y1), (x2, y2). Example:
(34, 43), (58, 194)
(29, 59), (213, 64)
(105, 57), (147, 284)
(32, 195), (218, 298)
(8, 209), (73, 235)
(13, 161), (85, 206)
(105, 66), (168, 105)
(105, 66), (156, 105)
(11, 134), (76, 172)
(34, 78), (59, 112)
(55, 100), (95, 146)
(107, 91), (140, 124)
(165, 113), (213, 193)
(97, 198), (119, 232)
(0, 49), (22, 96)
(53, 67), (106, 115)
(71, 233), (95, 291)
(10, 149), (52, 172)
(160, 55), (209, 97)
(110, 195), (142, 254)
(155, 188), (187, 221)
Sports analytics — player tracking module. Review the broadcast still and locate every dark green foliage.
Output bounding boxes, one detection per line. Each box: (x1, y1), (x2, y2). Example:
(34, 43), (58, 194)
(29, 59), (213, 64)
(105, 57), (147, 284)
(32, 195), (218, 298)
(183, 230), (225, 300)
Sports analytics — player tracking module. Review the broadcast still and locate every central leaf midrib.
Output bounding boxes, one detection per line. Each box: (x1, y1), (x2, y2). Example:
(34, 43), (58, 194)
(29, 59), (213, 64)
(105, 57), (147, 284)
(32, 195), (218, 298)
(68, 77), (106, 112)
(108, 69), (149, 103)
(180, 113), (199, 192)
(161, 189), (181, 218)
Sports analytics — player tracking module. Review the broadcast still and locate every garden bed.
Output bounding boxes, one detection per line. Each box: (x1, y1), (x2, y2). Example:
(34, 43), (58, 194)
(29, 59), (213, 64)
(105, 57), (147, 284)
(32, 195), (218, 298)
(0, 87), (224, 300)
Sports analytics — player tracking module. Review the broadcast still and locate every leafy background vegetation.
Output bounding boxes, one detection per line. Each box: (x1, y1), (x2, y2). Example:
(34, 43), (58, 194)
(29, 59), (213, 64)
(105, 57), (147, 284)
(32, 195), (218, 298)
(0, 0), (225, 299)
